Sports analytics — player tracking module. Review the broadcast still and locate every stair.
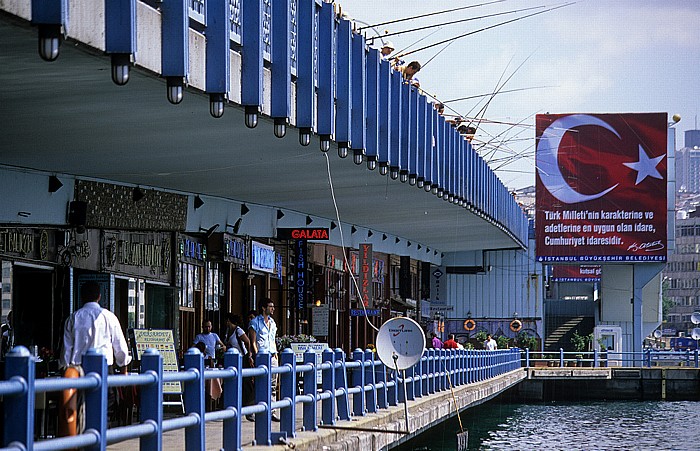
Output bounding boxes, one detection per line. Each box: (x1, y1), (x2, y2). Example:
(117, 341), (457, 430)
(544, 316), (585, 351)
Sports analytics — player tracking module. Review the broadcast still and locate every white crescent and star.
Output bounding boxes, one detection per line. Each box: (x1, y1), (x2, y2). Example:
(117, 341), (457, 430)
(537, 114), (666, 204)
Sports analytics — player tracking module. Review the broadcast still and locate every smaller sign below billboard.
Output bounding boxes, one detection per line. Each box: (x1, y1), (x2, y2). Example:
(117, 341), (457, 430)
(552, 264), (601, 282)
(350, 308), (381, 317)
(430, 305), (454, 312)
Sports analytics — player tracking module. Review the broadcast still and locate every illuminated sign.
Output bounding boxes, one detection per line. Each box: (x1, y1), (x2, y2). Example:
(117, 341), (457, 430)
(359, 243), (373, 308)
(277, 228), (330, 240)
(251, 241), (276, 273)
(295, 239), (307, 313)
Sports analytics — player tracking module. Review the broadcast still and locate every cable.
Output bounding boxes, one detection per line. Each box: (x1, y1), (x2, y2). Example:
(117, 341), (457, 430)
(323, 152), (380, 333)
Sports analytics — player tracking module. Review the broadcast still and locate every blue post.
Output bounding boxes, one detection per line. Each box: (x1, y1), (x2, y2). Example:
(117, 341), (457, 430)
(183, 348), (205, 451)
(442, 349), (448, 389)
(559, 348), (564, 367)
(421, 351), (429, 395)
(387, 365), (398, 407)
(83, 348), (108, 451)
(351, 349), (365, 417)
(695, 349), (699, 369)
(321, 349), (336, 425)
(3, 346), (35, 449)
(335, 349), (351, 421)
(405, 362), (415, 401)
(253, 351), (272, 446)
(428, 349), (436, 393)
(645, 349), (651, 368)
(365, 349), (377, 413)
(222, 349), (242, 451)
(140, 348), (163, 451)
(594, 349), (599, 367)
(376, 358), (388, 409)
(302, 351), (318, 431)
(279, 349), (297, 438)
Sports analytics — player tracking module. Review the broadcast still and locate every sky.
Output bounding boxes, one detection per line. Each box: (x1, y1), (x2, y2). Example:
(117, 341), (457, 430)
(339, 0), (700, 190)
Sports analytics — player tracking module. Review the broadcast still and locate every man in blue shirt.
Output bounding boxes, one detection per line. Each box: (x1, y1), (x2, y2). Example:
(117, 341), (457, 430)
(194, 320), (226, 363)
(248, 298), (279, 421)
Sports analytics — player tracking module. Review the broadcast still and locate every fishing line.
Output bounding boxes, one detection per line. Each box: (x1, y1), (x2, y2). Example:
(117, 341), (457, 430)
(323, 152), (380, 333)
(358, 0), (508, 31)
(380, 4), (547, 40)
(397, 2), (575, 59)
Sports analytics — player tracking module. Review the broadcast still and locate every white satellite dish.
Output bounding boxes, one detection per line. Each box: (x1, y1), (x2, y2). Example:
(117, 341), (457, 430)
(653, 330), (662, 339)
(376, 317), (426, 370)
(692, 328), (700, 341)
(691, 312), (700, 325)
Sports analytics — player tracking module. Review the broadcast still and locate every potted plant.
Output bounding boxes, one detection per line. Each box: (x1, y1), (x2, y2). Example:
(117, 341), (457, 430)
(570, 330), (592, 366)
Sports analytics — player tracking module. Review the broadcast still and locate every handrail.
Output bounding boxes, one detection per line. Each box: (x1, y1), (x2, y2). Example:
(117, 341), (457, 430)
(522, 348), (700, 368)
(2, 346), (521, 450)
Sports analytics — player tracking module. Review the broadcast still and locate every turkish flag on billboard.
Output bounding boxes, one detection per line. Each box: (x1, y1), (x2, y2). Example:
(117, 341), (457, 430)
(535, 113), (667, 262)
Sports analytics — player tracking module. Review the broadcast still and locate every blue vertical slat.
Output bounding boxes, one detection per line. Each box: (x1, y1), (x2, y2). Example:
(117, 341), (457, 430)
(262, 0), (272, 61)
(399, 82), (410, 179)
(302, 351), (318, 431)
(317, 2), (336, 141)
(271, 0), (292, 122)
(351, 34), (366, 156)
(161, 0), (189, 79)
(206, 0), (231, 94)
(321, 349), (336, 425)
(335, 18), (352, 146)
(334, 349), (351, 421)
(297, 0), (317, 132)
(105, 0), (136, 54)
(242, 0), (263, 108)
(364, 349), (377, 413)
(389, 70), (402, 177)
(417, 97), (427, 185)
(378, 58), (391, 170)
(254, 352), (273, 445)
(426, 105), (436, 189)
(279, 349), (297, 438)
(31, 0), (67, 24)
(365, 48), (380, 167)
(408, 88), (419, 182)
(3, 347), (35, 448)
(351, 349), (365, 416)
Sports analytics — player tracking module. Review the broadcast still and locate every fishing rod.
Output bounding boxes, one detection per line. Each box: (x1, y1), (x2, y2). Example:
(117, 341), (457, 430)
(443, 85), (558, 104)
(357, 0), (507, 31)
(381, 4), (548, 40)
(397, 2), (575, 59)
(389, 26), (444, 61)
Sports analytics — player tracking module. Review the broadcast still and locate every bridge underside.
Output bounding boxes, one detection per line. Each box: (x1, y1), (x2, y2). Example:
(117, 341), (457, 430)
(0, 14), (520, 255)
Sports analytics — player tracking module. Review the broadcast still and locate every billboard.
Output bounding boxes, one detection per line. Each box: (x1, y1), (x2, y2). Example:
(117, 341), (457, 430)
(551, 265), (601, 282)
(535, 113), (667, 262)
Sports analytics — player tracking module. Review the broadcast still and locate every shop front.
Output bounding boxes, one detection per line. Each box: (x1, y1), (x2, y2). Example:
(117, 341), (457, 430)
(207, 232), (248, 321)
(0, 227), (65, 368)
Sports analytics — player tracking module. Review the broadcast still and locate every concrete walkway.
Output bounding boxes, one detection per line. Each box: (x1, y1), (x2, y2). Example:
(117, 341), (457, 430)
(107, 369), (526, 450)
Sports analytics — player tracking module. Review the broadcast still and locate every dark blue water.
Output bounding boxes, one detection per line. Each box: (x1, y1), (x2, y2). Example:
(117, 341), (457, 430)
(398, 400), (700, 450)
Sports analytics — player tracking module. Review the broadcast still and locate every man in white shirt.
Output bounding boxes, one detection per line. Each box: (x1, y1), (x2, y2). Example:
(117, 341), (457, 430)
(61, 281), (132, 370)
(248, 298), (279, 421)
(485, 334), (498, 351)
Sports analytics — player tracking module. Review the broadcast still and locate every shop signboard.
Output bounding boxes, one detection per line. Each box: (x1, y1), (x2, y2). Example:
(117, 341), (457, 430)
(0, 227), (61, 264)
(129, 328), (182, 394)
(102, 230), (173, 284)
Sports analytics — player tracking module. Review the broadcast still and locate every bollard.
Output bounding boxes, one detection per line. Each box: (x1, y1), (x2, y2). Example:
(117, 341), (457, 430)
(3, 346), (35, 449)
(376, 357), (388, 409)
(365, 349), (377, 413)
(351, 349), (366, 417)
(140, 348), (163, 451)
(253, 351), (272, 446)
(183, 348), (205, 451)
(321, 348), (336, 425)
(279, 349), (296, 439)
(302, 350), (318, 431)
(334, 349), (351, 421)
(83, 348), (108, 451)
(222, 349), (242, 451)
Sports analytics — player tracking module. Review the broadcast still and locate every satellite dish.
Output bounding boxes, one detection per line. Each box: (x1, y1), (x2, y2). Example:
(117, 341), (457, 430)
(376, 317), (426, 370)
(691, 312), (700, 325)
(692, 328), (700, 341)
(653, 330), (662, 339)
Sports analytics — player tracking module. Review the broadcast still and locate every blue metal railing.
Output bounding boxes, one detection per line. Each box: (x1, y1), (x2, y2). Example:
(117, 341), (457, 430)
(523, 348), (700, 368)
(1, 346), (521, 450)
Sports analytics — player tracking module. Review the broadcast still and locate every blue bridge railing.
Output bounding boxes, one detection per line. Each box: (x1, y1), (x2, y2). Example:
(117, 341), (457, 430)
(1, 346), (521, 450)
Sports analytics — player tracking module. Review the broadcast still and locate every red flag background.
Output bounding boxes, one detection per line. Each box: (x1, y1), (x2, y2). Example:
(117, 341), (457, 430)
(535, 113), (667, 262)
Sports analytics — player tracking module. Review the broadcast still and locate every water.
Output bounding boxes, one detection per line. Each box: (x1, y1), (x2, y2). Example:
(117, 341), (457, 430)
(398, 400), (700, 450)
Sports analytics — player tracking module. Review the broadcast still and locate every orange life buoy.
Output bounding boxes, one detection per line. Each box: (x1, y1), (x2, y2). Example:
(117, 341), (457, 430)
(510, 319), (522, 333)
(59, 366), (81, 438)
(463, 319), (476, 331)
